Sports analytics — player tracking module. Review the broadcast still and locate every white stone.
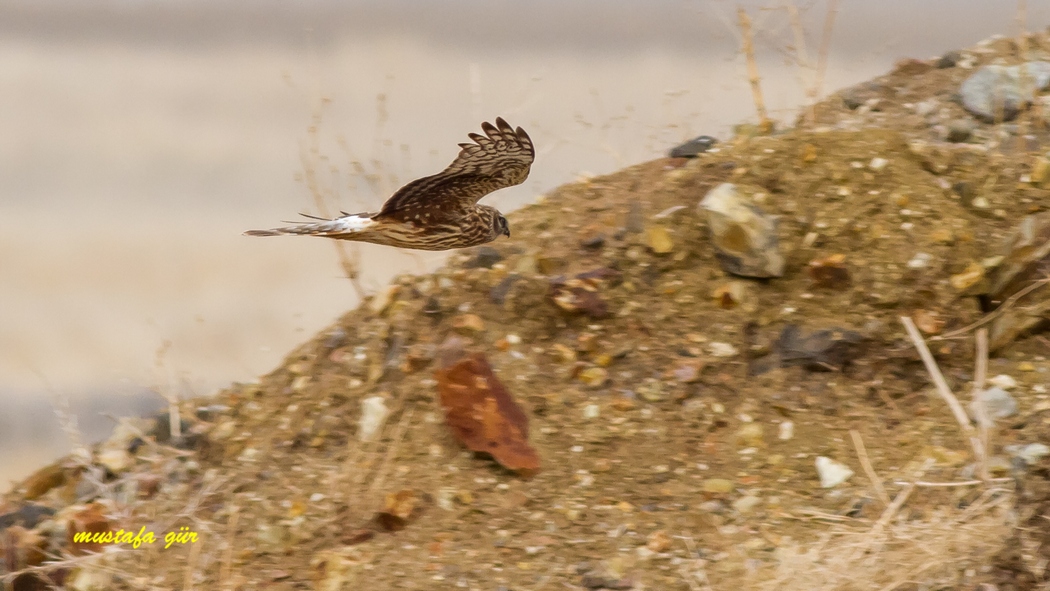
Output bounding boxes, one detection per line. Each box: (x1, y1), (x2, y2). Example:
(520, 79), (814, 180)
(989, 374), (1017, 389)
(815, 456), (854, 488)
(359, 396), (390, 442)
(709, 342), (739, 357)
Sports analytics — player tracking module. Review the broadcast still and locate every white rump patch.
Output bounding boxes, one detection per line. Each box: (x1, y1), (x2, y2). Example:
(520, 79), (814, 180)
(330, 215), (372, 232)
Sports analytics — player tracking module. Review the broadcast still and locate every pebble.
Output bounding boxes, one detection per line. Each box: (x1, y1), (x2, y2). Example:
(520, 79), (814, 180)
(583, 404), (600, 420)
(646, 530), (672, 552)
(989, 374), (1017, 389)
(1008, 443), (1050, 465)
(637, 382), (664, 402)
(914, 99), (939, 117)
(578, 367), (609, 388)
(669, 135), (718, 158)
(708, 342), (738, 358)
(463, 246), (503, 269)
(778, 421), (794, 441)
(451, 313), (485, 334)
(937, 50), (961, 68)
(702, 478), (734, 494)
(698, 183), (785, 278)
(1032, 157), (1050, 186)
(359, 396), (390, 442)
(732, 495), (762, 514)
(950, 262), (985, 292)
(970, 387), (1018, 426)
(646, 226), (674, 254)
(815, 456), (854, 488)
(945, 119), (976, 143)
(736, 423), (764, 447)
(906, 252), (933, 269)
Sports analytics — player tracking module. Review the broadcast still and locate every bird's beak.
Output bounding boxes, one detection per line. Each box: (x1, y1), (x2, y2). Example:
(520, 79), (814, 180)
(503, 226), (511, 238)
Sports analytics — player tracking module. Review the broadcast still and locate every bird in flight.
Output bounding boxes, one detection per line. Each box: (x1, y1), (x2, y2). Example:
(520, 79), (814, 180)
(245, 117), (533, 251)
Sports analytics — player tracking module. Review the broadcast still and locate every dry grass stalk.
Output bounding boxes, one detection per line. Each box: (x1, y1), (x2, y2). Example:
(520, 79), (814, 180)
(784, 1), (839, 126)
(300, 104), (365, 301)
(933, 276), (1050, 341)
(811, 0), (839, 121)
(154, 340), (181, 442)
(850, 429), (890, 507)
(219, 503), (240, 589)
(972, 328), (991, 481)
(737, 7), (773, 133)
(677, 533), (713, 591)
(765, 480), (1010, 591)
(900, 316), (986, 473)
(182, 535), (204, 591)
(893, 478), (1011, 487)
(366, 406), (415, 500)
(784, 3), (813, 124)
(1014, 0), (1046, 137)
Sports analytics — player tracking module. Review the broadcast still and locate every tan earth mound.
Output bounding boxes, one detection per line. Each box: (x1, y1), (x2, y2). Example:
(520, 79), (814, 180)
(3, 31), (1050, 591)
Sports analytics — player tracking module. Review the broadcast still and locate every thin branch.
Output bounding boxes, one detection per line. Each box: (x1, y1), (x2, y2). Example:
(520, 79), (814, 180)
(850, 430), (890, 506)
(811, 0), (840, 112)
(972, 328), (991, 480)
(932, 277), (1050, 341)
(737, 7), (773, 133)
(900, 316), (985, 471)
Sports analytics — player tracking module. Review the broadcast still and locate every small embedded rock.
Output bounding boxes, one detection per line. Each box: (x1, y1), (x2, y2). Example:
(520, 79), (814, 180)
(645, 226), (674, 254)
(702, 478), (734, 494)
(699, 183), (785, 278)
(970, 387), (1018, 427)
(463, 246), (503, 269)
(815, 456), (854, 488)
(451, 313), (485, 334)
(669, 135), (718, 158)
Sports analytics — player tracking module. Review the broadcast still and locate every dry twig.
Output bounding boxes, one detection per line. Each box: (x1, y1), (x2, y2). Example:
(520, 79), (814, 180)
(737, 7), (773, 133)
(850, 430), (890, 506)
(972, 328), (991, 480)
(900, 316), (985, 471)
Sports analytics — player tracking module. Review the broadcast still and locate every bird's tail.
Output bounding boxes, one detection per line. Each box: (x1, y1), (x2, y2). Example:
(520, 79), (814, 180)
(244, 214), (374, 237)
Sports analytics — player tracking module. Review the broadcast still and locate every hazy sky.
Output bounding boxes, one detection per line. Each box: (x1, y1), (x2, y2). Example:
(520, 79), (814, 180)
(1, 0), (1045, 56)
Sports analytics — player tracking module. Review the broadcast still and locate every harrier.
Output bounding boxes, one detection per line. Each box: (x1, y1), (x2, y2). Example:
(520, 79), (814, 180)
(245, 117), (533, 251)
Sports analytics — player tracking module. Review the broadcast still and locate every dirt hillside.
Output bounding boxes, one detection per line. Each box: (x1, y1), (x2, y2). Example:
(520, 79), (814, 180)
(3, 31), (1050, 591)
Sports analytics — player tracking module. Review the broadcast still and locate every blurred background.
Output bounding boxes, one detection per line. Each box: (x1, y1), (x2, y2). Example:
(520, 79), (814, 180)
(2, 0), (1047, 486)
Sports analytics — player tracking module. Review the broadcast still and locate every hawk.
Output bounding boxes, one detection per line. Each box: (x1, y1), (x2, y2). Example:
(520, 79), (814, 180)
(245, 117), (534, 251)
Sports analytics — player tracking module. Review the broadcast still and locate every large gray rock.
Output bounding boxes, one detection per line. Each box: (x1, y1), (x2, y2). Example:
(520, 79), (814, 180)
(960, 61), (1050, 122)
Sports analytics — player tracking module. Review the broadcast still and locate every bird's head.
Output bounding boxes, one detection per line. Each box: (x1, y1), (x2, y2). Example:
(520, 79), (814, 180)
(494, 212), (511, 238)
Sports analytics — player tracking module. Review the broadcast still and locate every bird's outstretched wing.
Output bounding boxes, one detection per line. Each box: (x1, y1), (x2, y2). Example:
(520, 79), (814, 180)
(376, 117), (534, 223)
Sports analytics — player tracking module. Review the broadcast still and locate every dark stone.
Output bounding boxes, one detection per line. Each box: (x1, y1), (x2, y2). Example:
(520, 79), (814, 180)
(777, 325), (865, 371)
(937, 50), (961, 68)
(668, 135), (718, 158)
(422, 296), (443, 318)
(463, 246), (503, 269)
(323, 327), (348, 350)
(489, 275), (524, 306)
(946, 119), (976, 143)
(0, 503), (56, 530)
(150, 412), (200, 449)
(580, 234), (606, 249)
(842, 91), (864, 110)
